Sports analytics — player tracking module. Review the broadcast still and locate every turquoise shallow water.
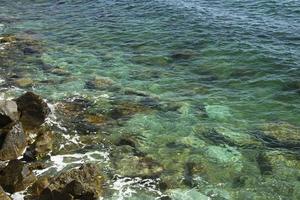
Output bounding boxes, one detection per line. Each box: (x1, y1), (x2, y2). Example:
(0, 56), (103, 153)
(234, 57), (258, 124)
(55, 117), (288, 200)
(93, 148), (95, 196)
(1, 0), (300, 199)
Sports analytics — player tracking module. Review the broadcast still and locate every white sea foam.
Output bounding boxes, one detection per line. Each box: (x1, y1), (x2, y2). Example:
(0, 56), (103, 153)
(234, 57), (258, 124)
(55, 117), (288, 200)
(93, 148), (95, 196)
(34, 150), (110, 176)
(111, 176), (162, 200)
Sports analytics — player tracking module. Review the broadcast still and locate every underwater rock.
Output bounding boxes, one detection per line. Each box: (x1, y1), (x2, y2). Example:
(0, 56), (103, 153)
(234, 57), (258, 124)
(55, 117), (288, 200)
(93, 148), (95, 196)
(15, 92), (50, 130)
(39, 163), (105, 200)
(253, 122), (300, 150)
(109, 101), (153, 120)
(261, 151), (300, 181)
(85, 76), (115, 90)
(256, 152), (273, 175)
(261, 122), (300, 143)
(130, 55), (171, 66)
(14, 77), (34, 88)
(0, 122), (27, 161)
(50, 68), (71, 76)
(23, 46), (40, 55)
(170, 50), (195, 60)
(0, 159), (36, 193)
(0, 186), (11, 200)
(205, 105), (232, 121)
(0, 100), (19, 128)
(282, 81), (300, 94)
(112, 151), (163, 178)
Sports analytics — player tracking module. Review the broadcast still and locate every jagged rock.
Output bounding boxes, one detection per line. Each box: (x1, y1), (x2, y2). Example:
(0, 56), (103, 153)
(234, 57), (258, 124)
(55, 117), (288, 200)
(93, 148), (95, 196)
(23, 130), (53, 161)
(26, 176), (50, 199)
(0, 160), (36, 193)
(0, 122), (27, 161)
(15, 92), (50, 130)
(0, 100), (19, 128)
(0, 186), (11, 200)
(38, 163), (105, 200)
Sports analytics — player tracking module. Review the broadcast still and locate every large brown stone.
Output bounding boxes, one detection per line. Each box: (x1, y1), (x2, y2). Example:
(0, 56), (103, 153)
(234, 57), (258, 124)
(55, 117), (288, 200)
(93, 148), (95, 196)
(15, 92), (50, 130)
(38, 163), (105, 200)
(0, 122), (27, 161)
(0, 160), (36, 193)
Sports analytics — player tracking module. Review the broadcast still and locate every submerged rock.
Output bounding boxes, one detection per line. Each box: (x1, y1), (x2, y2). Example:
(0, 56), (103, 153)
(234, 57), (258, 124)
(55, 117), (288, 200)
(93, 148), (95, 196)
(0, 160), (36, 193)
(261, 122), (300, 143)
(170, 50), (195, 60)
(14, 77), (34, 88)
(254, 122), (300, 150)
(23, 46), (40, 55)
(85, 76), (116, 90)
(111, 147), (163, 178)
(50, 68), (71, 76)
(15, 92), (50, 130)
(0, 100), (19, 128)
(38, 163), (105, 200)
(0, 122), (27, 161)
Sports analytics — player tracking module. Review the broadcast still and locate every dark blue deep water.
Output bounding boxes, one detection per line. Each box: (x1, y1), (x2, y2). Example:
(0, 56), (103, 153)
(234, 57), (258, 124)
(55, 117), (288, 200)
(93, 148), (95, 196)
(0, 0), (300, 199)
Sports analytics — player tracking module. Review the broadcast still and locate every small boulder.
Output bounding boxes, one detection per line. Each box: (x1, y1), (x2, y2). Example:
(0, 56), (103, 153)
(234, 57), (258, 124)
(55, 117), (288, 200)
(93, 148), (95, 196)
(14, 78), (34, 88)
(0, 122), (27, 161)
(0, 100), (19, 128)
(39, 163), (105, 200)
(0, 160), (36, 193)
(15, 92), (50, 130)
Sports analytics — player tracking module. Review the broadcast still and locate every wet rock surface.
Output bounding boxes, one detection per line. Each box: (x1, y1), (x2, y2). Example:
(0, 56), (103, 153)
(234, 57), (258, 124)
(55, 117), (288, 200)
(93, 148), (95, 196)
(0, 160), (36, 193)
(23, 129), (53, 162)
(15, 92), (50, 130)
(38, 163), (105, 200)
(0, 122), (27, 161)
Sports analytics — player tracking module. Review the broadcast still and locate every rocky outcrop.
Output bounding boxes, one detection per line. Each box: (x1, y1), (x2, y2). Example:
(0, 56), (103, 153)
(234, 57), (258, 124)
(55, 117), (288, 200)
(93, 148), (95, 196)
(23, 129), (53, 161)
(15, 92), (50, 130)
(0, 122), (27, 161)
(38, 163), (105, 200)
(0, 160), (36, 193)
